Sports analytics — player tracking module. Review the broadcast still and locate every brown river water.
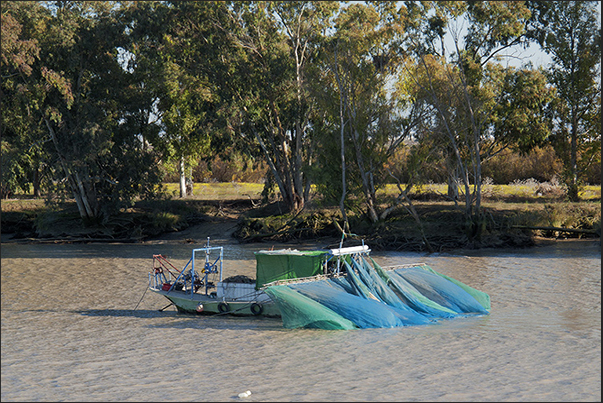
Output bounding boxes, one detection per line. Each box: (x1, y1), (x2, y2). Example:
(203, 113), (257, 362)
(1, 237), (600, 402)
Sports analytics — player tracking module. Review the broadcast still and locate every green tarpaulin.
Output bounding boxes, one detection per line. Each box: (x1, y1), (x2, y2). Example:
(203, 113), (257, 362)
(255, 250), (328, 289)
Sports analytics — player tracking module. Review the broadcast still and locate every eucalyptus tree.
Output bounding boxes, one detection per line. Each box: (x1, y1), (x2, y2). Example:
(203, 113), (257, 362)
(117, 1), (166, 159)
(143, 1), (226, 198)
(315, 1), (417, 225)
(206, 1), (338, 212)
(1, 2), (49, 198)
(1, 1), (163, 220)
(526, 0), (601, 201)
(401, 1), (554, 242)
(157, 49), (212, 198)
(269, 1), (339, 209)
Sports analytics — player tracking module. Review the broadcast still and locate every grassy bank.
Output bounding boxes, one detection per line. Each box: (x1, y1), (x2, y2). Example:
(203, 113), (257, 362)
(1, 182), (600, 251)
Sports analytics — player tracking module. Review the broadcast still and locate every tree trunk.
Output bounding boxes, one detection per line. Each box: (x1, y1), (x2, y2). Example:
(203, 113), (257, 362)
(44, 117), (97, 220)
(381, 172), (434, 253)
(446, 156), (459, 203)
(568, 108), (580, 201)
(350, 126), (378, 222)
(293, 39), (306, 212)
(249, 121), (298, 212)
(274, 102), (304, 212)
(332, 52), (348, 227)
(74, 170), (96, 218)
(339, 88), (348, 227)
(33, 165), (41, 198)
(179, 157), (186, 198)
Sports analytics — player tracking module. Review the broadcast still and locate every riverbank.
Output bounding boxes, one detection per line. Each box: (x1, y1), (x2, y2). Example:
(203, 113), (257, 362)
(1, 183), (600, 251)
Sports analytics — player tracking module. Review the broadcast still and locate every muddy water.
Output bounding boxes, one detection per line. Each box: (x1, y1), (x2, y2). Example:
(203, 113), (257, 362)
(1, 238), (600, 402)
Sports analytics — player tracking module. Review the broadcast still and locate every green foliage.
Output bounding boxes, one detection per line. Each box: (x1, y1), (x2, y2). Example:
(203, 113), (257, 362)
(150, 211), (181, 232)
(493, 67), (555, 152)
(1, 1), (166, 219)
(1, 2), (50, 198)
(1, 1), (599, 240)
(526, 1), (601, 201)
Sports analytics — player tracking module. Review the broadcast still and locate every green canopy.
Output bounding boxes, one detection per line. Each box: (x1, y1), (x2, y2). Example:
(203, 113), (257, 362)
(255, 250), (328, 289)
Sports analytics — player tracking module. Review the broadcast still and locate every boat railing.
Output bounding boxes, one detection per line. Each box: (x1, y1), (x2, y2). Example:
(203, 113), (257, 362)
(149, 254), (182, 291)
(261, 273), (345, 288)
(149, 238), (223, 297)
(328, 244), (371, 256)
(325, 244), (371, 275)
(260, 245), (372, 288)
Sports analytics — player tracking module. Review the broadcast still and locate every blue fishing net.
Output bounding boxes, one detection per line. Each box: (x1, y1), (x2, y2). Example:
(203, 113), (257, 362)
(263, 285), (357, 330)
(264, 255), (490, 330)
(290, 279), (432, 329)
(390, 267), (489, 315)
(370, 261), (459, 319)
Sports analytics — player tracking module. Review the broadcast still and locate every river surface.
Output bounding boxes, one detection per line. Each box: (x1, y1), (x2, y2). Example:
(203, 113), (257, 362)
(1, 237), (600, 402)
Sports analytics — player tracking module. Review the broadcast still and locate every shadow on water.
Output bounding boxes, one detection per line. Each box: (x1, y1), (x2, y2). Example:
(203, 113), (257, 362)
(75, 308), (175, 319)
(73, 308), (285, 331)
(0, 239), (304, 261)
(147, 317), (285, 331)
(2, 308), (175, 319)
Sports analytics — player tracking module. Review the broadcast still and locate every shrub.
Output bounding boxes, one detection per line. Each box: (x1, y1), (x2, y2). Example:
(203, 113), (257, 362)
(482, 146), (563, 184)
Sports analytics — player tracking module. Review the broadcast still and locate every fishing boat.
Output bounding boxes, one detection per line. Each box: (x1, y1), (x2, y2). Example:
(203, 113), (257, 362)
(148, 237), (491, 330)
(149, 239), (276, 317)
(147, 238), (372, 318)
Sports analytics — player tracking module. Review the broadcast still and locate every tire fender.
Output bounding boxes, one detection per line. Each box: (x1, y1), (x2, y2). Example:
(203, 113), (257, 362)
(250, 303), (263, 316)
(218, 302), (230, 313)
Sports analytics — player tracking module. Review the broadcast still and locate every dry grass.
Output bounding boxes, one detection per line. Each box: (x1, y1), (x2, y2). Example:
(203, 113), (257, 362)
(380, 181), (601, 201)
(0, 197), (47, 212)
(163, 182), (264, 200)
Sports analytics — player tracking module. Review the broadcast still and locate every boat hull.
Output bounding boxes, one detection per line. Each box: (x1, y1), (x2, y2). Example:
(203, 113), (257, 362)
(151, 288), (282, 317)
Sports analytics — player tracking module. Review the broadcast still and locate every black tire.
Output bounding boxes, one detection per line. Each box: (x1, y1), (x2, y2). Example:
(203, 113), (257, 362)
(250, 303), (263, 316)
(217, 302), (230, 313)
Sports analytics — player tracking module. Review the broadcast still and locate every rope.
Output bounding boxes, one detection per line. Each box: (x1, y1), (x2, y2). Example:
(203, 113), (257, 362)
(212, 302), (255, 316)
(133, 284), (149, 310)
(229, 290), (263, 301)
